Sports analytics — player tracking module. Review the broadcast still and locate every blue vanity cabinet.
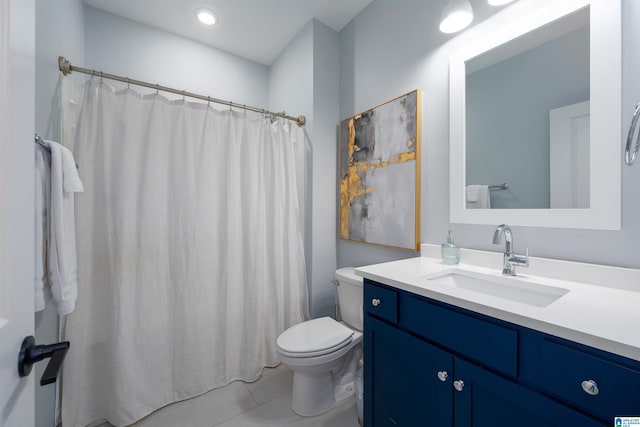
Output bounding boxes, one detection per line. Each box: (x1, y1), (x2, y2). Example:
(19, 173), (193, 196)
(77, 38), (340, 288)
(452, 357), (605, 427)
(364, 316), (453, 426)
(363, 279), (620, 427)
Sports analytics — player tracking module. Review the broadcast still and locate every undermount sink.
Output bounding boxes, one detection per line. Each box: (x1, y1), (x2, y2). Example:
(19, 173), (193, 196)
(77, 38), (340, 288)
(422, 269), (569, 307)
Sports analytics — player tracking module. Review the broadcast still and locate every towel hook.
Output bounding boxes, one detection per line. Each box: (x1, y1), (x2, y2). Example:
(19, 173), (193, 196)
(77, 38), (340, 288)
(625, 102), (640, 165)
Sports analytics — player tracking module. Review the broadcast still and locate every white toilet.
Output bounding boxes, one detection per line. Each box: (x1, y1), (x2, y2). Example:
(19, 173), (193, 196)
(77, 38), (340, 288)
(276, 267), (363, 416)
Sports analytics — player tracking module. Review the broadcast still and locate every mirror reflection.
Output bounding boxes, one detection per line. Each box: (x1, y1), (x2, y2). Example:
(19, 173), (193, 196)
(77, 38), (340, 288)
(465, 7), (589, 209)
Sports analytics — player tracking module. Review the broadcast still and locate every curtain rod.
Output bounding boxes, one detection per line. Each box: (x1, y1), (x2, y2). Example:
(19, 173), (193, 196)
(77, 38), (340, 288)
(58, 56), (306, 127)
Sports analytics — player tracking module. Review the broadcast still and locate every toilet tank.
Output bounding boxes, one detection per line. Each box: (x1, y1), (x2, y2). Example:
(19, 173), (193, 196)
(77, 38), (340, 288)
(335, 267), (364, 331)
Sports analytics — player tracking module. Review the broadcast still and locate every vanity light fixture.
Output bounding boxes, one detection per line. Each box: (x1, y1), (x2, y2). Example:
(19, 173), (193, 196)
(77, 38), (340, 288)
(196, 8), (218, 26)
(487, 0), (515, 5)
(439, 0), (474, 34)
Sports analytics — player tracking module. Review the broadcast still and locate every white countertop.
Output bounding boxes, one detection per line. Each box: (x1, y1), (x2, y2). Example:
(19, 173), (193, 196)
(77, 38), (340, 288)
(355, 246), (640, 362)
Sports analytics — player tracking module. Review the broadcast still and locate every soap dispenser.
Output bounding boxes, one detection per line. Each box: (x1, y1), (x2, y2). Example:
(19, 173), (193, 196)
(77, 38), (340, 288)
(441, 230), (460, 265)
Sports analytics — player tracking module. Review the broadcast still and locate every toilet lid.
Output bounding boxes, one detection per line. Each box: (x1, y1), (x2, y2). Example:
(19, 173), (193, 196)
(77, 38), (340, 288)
(277, 317), (354, 357)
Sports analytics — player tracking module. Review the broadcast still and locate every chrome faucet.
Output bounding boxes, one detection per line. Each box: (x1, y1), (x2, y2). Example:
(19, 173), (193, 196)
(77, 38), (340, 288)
(492, 224), (529, 276)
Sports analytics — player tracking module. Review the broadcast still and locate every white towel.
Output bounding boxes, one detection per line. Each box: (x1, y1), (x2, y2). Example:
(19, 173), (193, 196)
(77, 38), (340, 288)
(466, 185), (491, 209)
(34, 145), (51, 311)
(39, 140), (84, 315)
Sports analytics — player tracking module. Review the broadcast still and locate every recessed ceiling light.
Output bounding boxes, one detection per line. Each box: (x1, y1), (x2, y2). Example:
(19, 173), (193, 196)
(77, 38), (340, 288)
(487, 0), (515, 5)
(196, 9), (217, 26)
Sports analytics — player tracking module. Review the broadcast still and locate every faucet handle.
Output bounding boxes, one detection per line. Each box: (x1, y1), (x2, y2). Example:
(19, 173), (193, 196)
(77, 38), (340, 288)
(509, 248), (530, 267)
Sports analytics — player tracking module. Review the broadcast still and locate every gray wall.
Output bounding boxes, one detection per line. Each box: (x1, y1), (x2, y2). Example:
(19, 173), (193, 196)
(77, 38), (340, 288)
(269, 20), (341, 318)
(269, 21), (315, 315)
(34, 2), (85, 426)
(84, 6), (269, 105)
(337, 0), (640, 271)
(310, 22), (340, 317)
(466, 27), (590, 209)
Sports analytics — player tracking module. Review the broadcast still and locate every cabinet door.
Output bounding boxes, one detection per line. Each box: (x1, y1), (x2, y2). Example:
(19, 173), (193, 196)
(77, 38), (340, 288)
(452, 358), (606, 427)
(364, 316), (453, 427)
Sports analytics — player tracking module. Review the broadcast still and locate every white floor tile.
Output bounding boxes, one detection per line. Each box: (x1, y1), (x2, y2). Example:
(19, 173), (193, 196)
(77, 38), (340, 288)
(246, 365), (293, 405)
(83, 364), (361, 427)
(213, 393), (316, 427)
(133, 381), (257, 427)
(311, 398), (360, 427)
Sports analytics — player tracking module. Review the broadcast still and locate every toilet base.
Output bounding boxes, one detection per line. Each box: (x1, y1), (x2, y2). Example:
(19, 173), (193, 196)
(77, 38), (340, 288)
(291, 370), (355, 416)
(287, 344), (362, 417)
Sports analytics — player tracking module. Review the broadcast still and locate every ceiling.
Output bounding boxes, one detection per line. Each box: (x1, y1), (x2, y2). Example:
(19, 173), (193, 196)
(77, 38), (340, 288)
(83, 0), (374, 66)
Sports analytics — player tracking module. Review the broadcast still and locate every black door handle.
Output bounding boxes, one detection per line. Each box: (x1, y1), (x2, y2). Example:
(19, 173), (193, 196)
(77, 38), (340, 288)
(18, 335), (70, 385)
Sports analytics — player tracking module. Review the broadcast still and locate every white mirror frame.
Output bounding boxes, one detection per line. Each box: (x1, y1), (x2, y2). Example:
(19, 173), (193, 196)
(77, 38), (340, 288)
(449, 0), (621, 230)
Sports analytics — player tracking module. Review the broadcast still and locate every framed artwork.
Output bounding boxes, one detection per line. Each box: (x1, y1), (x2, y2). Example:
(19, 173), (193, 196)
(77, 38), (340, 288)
(338, 90), (420, 251)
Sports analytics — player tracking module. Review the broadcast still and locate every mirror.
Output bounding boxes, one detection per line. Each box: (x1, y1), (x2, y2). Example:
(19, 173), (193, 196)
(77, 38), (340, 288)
(449, 0), (621, 229)
(466, 8), (589, 209)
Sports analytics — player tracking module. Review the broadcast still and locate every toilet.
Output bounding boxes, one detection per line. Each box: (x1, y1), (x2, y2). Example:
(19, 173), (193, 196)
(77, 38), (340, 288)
(276, 267), (363, 417)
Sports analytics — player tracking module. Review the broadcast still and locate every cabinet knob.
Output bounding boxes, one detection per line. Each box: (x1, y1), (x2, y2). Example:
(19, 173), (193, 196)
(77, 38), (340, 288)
(453, 380), (465, 392)
(371, 298), (381, 307)
(581, 379), (599, 396)
(437, 371), (448, 382)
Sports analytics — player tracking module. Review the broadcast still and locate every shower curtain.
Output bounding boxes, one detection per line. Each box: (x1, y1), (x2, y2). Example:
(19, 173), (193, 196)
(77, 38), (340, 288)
(62, 79), (308, 426)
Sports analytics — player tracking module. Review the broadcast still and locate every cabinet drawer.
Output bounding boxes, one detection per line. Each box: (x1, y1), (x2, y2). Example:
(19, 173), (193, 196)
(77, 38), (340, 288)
(402, 295), (518, 377)
(364, 281), (398, 324)
(540, 340), (640, 421)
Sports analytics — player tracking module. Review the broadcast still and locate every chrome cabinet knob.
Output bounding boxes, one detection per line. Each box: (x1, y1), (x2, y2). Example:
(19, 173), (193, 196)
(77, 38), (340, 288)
(371, 298), (381, 307)
(437, 371), (448, 382)
(581, 379), (599, 396)
(453, 380), (464, 392)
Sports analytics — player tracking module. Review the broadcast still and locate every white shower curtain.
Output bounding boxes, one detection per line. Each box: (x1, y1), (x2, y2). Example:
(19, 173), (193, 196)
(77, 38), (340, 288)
(62, 79), (308, 427)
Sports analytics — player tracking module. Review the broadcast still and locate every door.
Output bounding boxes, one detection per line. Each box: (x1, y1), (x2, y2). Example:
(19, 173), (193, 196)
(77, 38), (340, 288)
(364, 316), (453, 426)
(0, 0), (36, 425)
(452, 358), (606, 427)
(549, 101), (590, 208)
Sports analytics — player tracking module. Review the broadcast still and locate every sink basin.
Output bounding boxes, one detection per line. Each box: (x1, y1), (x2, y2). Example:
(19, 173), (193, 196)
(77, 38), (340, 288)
(422, 269), (569, 307)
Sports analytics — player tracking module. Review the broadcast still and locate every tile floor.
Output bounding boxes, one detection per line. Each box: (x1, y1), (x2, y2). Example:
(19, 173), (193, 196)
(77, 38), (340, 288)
(95, 364), (361, 427)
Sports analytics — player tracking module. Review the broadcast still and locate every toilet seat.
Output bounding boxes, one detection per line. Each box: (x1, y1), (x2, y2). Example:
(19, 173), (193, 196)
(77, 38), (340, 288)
(277, 317), (354, 358)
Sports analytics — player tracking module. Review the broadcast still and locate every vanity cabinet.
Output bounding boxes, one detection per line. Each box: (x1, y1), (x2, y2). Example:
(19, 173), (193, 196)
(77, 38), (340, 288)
(366, 316), (452, 426)
(364, 279), (639, 426)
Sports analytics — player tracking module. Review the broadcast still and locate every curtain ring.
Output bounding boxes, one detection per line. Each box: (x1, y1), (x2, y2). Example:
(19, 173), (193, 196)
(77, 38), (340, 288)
(243, 104), (246, 116)
(229, 100), (232, 111)
(99, 71), (103, 85)
(182, 90), (186, 101)
(126, 77), (130, 89)
(208, 96), (211, 107)
(155, 84), (159, 94)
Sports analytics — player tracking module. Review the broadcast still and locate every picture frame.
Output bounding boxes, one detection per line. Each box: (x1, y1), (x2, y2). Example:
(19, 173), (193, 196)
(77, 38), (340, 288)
(338, 89), (421, 251)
